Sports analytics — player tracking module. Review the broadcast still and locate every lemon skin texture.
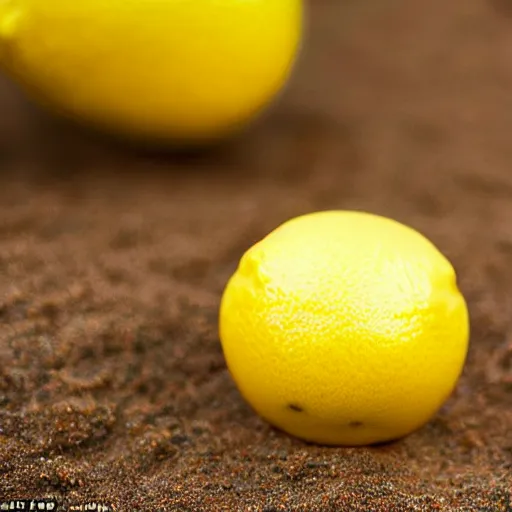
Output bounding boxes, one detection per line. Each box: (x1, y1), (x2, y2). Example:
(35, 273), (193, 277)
(219, 210), (470, 446)
(0, 0), (303, 143)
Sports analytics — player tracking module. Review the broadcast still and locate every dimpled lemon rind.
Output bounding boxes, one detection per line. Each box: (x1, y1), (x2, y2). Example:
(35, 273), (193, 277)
(0, 0), (302, 142)
(219, 210), (469, 446)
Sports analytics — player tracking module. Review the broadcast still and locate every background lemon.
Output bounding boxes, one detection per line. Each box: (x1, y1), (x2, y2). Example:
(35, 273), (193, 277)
(219, 210), (469, 446)
(0, 0), (302, 143)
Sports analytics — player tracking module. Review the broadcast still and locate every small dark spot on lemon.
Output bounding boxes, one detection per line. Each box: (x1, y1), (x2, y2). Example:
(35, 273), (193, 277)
(349, 421), (364, 428)
(287, 403), (304, 412)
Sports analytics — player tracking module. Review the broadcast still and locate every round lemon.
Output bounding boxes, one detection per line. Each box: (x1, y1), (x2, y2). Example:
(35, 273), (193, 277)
(219, 210), (469, 446)
(0, 0), (303, 143)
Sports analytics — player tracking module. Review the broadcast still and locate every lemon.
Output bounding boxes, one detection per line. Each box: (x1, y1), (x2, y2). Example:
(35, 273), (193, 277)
(219, 210), (469, 446)
(0, 0), (302, 143)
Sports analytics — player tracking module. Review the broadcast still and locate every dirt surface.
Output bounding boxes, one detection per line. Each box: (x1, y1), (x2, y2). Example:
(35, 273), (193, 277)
(1, 0), (511, 510)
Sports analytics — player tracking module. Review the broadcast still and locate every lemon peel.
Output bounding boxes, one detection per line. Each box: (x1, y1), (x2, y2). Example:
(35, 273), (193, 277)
(219, 210), (470, 446)
(0, 0), (303, 142)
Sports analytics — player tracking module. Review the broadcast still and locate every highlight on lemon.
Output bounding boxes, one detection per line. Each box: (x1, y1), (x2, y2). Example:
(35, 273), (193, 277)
(0, 0), (303, 143)
(219, 210), (470, 446)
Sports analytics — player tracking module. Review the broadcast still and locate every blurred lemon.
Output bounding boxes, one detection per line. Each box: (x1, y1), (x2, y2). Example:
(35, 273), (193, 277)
(0, 0), (303, 143)
(219, 210), (469, 446)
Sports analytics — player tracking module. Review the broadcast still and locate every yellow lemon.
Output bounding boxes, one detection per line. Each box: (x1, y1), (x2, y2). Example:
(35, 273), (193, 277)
(0, 0), (303, 143)
(219, 210), (469, 446)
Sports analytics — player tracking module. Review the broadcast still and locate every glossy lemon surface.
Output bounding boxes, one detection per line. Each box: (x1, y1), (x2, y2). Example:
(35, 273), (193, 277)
(219, 210), (469, 446)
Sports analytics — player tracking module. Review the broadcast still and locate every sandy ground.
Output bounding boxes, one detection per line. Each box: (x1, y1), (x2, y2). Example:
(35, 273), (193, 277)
(0, 0), (511, 510)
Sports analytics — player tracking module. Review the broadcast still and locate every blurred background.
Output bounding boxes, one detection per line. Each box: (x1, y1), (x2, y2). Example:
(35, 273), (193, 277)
(0, 0), (511, 509)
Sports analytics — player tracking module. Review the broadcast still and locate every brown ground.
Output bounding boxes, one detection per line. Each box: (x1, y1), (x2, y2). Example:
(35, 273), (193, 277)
(1, 0), (511, 510)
